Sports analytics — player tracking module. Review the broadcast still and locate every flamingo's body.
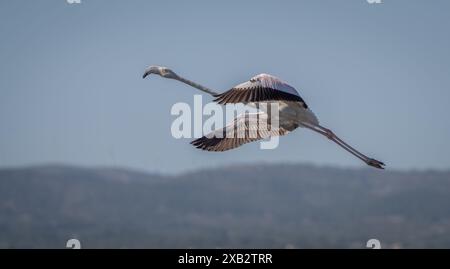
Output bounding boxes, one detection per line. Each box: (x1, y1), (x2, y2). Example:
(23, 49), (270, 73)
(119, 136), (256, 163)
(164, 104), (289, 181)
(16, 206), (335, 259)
(143, 66), (385, 169)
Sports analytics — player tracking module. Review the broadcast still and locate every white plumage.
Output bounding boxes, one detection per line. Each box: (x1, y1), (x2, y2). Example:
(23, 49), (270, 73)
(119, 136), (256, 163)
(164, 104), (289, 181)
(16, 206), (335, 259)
(238, 73), (299, 96)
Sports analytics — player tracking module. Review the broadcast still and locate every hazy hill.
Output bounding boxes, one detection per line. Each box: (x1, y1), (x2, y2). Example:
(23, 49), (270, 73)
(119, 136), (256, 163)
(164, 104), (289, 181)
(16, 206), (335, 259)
(0, 164), (449, 248)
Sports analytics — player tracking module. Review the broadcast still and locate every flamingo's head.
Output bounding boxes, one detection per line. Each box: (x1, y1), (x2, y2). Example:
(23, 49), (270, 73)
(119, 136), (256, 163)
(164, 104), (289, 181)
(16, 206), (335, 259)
(143, 65), (178, 79)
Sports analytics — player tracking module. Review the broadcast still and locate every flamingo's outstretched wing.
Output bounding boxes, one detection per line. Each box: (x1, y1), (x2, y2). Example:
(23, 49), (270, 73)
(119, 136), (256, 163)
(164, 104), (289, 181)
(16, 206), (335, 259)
(191, 112), (295, 152)
(213, 73), (308, 108)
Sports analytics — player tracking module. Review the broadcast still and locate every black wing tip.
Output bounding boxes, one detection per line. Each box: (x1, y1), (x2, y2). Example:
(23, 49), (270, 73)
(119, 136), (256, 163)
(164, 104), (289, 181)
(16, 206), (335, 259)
(191, 137), (216, 151)
(190, 136), (237, 152)
(212, 87), (308, 106)
(212, 93), (225, 104)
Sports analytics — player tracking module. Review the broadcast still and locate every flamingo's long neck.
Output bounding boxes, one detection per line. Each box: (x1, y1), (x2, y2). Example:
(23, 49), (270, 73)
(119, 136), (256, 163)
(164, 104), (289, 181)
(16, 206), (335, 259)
(173, 75), (218, 96)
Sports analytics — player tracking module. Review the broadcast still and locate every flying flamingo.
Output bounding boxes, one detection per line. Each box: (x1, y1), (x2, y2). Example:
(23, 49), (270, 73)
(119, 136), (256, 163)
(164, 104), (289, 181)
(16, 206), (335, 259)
(143, 65), (385, 169)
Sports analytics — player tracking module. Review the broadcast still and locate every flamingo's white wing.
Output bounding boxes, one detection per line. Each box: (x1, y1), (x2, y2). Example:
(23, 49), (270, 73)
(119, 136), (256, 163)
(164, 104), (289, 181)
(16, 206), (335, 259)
(213, 73), (308, 108)
(191, 112), (294, 151)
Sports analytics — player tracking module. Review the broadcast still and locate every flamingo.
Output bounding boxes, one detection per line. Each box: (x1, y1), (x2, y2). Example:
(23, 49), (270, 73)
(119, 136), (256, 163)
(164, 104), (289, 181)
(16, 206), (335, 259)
(143, 65), (385, 169)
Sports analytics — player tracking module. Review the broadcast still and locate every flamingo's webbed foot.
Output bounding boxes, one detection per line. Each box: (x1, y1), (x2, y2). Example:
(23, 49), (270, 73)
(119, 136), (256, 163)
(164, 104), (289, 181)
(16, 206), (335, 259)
(367, 158), (385, 169)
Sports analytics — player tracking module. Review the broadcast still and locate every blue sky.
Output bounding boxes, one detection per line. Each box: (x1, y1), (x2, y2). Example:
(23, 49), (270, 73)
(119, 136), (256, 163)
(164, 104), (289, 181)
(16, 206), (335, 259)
(1, 0), (450, 173)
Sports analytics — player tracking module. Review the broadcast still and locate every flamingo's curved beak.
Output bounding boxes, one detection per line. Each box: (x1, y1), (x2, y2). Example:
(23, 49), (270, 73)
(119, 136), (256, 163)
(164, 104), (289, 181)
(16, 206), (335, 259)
(142, 70), (152, 79)
(143, 66), (158, 79)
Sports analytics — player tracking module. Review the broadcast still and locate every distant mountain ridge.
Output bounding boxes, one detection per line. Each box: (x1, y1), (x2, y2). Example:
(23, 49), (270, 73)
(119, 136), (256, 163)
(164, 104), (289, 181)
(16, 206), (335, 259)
(0, 163), (449, 248)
